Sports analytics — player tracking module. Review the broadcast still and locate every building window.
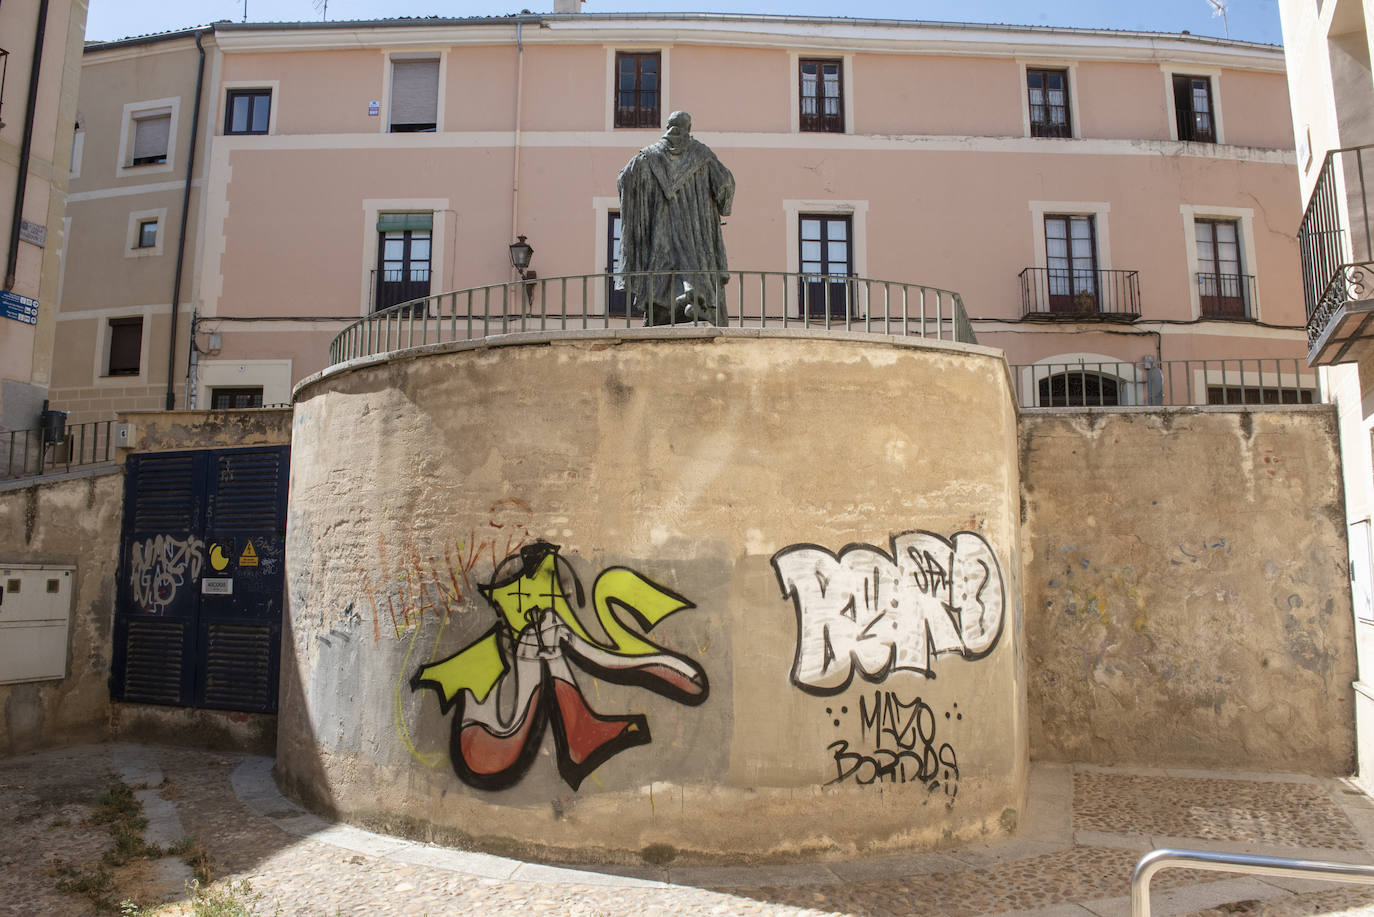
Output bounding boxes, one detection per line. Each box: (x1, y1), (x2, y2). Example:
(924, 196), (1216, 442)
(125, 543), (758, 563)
(211, 387), (264, 409)
(799, 59), (843, 133)
(390, 59), (439, 132)
(1039, 371), (1120, 407)
(107, 317), (143, 377)
(375, 213), (432, 310)
(799, 214), (853, 317)
(129, 110), (171, 165)
(225, 89), (271, 135)
(1206, 385), (1314, 405)
(605, 210), (634, 316)
(1027, 68), (1071, 138)
(614, 52), (660, 128)
(1173, 74), (1216, 143)
(136, 219), (158, 249)
(1044, 215), (1098, 312)
(1195, 218), (1249, 317)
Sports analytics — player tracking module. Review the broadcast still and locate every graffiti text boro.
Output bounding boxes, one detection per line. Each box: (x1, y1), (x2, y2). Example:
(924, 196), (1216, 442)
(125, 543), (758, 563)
(773, 531), (1005, 694)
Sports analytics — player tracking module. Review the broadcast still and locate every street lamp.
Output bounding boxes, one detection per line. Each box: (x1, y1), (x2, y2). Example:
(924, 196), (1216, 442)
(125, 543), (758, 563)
(508, 235), (536, 306)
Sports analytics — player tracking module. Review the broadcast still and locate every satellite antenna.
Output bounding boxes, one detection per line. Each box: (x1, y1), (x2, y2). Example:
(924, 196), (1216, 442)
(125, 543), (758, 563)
(313, 0), (328, 19)
(1205, 0), (1229, 39)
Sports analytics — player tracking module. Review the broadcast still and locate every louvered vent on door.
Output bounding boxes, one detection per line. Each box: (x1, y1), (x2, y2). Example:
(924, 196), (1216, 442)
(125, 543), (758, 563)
(122, 619), (185, 704)
(201, 622), (274, 711)
(211, 451), (281, 531)
(131, 455), (196, 531)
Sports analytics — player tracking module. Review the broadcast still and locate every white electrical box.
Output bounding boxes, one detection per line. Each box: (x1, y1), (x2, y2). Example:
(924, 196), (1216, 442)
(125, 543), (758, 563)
(0, 564), (76, 684)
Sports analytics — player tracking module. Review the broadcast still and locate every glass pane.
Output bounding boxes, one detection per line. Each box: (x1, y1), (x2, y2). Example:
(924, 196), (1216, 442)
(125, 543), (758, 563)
(641, 57), (657, 76)
(1045, 219), (1067, 242)
(1192, 83), (1210, 115)
(642, 73), (657, 91)
(1070, 217), (1092, 241)
(802, 241), (821, 261)
(251, 96), (270, 132)
(384, 237), (404, 259)
(801, 219), (821, 240)
(410, 239), (431, 262)
(230, 98), (249, 133)
(828, 220), (847, 241)
(828, 241), (848, 263)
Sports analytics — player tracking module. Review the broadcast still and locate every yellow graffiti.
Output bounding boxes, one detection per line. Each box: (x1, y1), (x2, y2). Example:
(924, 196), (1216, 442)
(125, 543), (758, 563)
(393, 619), (442, 768)
(413, 632), (507, 705)
(591, 567), (695, 656)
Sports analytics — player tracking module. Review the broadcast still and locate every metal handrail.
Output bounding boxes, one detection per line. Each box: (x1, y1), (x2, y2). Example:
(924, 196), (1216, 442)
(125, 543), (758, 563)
(329, 269), (974, 368)
(3, 419), (115, 480)
(1017, 266), (1142, 320)
(1132, 848), (1374, 917)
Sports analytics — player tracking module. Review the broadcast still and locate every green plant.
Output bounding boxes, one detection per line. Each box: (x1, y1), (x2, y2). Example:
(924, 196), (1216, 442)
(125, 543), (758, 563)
(185, 879), (278, 917)
(170, 836), (214, 885)
(54, 861), (116, 912)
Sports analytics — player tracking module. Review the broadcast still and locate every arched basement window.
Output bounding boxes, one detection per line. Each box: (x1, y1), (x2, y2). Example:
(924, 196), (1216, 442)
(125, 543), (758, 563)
(1038, 370), (1120, 407)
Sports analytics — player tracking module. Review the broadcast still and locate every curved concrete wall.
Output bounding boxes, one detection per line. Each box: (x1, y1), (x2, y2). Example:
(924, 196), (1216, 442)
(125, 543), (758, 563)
(282, 330), (1025, 864)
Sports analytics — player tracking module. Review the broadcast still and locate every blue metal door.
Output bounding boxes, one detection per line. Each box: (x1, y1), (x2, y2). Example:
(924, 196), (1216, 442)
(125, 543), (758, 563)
(111, 445), (288, 713)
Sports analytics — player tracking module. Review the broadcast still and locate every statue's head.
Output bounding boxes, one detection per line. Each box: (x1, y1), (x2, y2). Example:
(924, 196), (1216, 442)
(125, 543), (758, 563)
(663, 111), (692, 153)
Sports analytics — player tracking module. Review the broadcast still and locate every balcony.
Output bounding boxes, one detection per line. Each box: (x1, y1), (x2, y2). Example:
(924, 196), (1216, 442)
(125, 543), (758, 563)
(1018, 268), (1141, 322)
(1196, 272), (1256, 320)
(1300, 145), (1374, 365)
(330, 270), (974, 368)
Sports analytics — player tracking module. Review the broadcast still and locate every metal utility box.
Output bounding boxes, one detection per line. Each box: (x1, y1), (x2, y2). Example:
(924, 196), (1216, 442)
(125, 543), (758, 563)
(0, 564), (76, 684)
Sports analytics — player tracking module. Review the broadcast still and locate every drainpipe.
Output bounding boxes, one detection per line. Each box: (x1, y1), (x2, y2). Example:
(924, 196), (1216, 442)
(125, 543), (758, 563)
(4, 0), (49, 291)
(165, 30), (206, 410)
(509, 19), (526, 269)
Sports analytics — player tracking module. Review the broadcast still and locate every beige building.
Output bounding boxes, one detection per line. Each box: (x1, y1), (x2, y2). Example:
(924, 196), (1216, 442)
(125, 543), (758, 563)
(1280, 0), (1374, 791)
(55, 14), (1310, 422)
(0, 0), (89, 431)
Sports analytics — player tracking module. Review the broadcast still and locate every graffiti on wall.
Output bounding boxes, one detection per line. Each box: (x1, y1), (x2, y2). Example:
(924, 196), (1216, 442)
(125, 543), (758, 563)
(411, 540), (708, 791)
(827, 691), (960, 794)
(129, 534), (205, 612)
(772, 530), (1004, 694)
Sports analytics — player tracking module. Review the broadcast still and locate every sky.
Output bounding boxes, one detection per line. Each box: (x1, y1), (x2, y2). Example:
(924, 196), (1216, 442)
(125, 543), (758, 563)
(84, 0), (1284, 46)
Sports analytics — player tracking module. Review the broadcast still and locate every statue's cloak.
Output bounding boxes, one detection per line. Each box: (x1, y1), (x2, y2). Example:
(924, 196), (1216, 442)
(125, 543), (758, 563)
(617, 137), (735, 310)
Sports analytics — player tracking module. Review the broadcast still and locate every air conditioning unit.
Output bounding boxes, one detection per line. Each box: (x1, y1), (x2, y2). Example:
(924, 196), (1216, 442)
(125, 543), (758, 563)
(0, 564), (75, 684)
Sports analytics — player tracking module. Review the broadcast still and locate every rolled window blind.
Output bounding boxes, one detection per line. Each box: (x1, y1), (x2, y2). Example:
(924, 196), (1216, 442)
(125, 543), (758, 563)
(390, 60), (439, 128)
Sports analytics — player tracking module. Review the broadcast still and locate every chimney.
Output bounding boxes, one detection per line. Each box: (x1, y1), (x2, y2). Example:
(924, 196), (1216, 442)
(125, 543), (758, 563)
(553, 0), (582, 11)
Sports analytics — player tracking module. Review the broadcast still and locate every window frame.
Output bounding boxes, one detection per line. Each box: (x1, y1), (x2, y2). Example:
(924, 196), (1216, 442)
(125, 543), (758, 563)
(1179, 204), (1257, 319)
(1172, 74), (1217, 144)
(374, 213), (434, 311)
(798, 58), (845, 134)
(210, 387), (265, 410)
(797, 212), (855, 317)
(1043, 213), (1099, 313)
(613, 50), (662, 129)
(1162, 66), (1225, 144)
(1194, 217), (1248, 318)
(1026, 67), (1072, 138)
(136, 219), (158, 250)
(124, 207), (167, 259)
(387, 56), (442, 134)
(116, 97), (180, 178)
(224, 88), (272, 136)
(1019, 62), (1080, 139)
(105, 316), (144, 378)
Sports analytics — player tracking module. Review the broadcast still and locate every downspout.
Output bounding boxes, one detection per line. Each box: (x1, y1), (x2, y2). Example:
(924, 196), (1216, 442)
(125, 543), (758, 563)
(4, 0), (49, 290)
(165, 30), (206, 410)
(509, 19), (525, 266)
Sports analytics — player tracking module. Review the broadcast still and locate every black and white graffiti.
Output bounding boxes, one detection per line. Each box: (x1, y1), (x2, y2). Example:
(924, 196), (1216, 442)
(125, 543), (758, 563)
(826, 691), (960, 793)
(772, 531), (1004, 694)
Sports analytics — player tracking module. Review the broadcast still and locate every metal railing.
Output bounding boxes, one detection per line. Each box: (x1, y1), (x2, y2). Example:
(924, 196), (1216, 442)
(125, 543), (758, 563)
(3, 420), (115, 479)
(329, 270), (974, 368)
(369, 268), (431, 313)
(1018, 267), (1141, 320)
(1010, 357), (1316, 409)
(1132, 848), (1374, 917)
(1300, 144), (1374, 346)
(1196, 272), (1256, 319)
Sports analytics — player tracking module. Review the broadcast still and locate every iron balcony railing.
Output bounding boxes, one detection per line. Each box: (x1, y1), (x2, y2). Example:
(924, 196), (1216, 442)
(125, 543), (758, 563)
(1196, 272), (1255, 319)
(369, 268), (431, 313)
(3, 420), (115, 480)
(1010, 357), (1316, 409)
(1018, 267), (1141, 321)
(329, 270), (974, 367)
(1300, 144), (1374, 346)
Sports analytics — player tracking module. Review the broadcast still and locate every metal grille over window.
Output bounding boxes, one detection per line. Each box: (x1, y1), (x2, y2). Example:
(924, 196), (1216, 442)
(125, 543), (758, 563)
(1027, 69), (1070, 137)
(390, 59), (439, 132)
(799, 59), (843, 133)
(131, 112), (170, 164)
(614, 52), (660, 128)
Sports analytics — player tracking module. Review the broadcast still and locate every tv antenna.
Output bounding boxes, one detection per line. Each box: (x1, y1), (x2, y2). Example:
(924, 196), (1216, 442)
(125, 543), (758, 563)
(1205, 0), (1229, 39)
(313, 0), (328, 20)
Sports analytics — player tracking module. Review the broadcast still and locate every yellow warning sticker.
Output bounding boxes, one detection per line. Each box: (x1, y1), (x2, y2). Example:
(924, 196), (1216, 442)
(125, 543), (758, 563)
(209, 544), (230, 572)
(239, 541), (259, 567)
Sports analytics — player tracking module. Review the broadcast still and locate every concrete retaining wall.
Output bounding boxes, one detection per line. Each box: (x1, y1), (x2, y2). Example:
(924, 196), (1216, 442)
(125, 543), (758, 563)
(1022, 408), (1356, 774)
(282, 331), (1026, 864)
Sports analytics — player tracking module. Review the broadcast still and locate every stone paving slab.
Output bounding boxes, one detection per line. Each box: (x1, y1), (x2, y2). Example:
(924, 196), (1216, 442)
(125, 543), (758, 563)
(5, 743), (1374, 916)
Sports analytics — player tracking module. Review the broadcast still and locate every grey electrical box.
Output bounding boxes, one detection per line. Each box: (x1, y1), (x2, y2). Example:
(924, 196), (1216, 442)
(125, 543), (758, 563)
(0, 564), (76, 684)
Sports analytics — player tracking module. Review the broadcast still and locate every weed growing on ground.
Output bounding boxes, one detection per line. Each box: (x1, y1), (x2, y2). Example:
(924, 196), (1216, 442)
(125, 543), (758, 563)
(168, 836), (214, 885)
(91, 780), (163, 867)
(184, 879), (278, 917)
(54, 859), (116, 912)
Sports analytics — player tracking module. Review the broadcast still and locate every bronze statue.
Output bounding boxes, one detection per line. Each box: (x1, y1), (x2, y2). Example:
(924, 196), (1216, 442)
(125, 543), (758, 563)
(617, 111), (735, 325)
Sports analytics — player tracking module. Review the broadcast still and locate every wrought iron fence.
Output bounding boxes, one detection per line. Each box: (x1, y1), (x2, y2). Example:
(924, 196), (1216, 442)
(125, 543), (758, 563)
(1018, 267), (1141, 320)
(3, 420), (116, 480)
(330, 270), (974, 367)
(1196, 272), (1256, 319)
(1010, 357), (1317, 409)
(1300, 144), (1374, 345)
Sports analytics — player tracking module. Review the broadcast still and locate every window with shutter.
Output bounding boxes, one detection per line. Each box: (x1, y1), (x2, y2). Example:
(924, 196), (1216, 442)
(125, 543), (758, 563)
(107, 317), (143, 376)
(390, 59), (439, 132)
(131, 112), (171, 165)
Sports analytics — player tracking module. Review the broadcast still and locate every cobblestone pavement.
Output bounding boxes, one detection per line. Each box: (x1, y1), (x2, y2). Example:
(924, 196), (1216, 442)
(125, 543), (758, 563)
(4, 745), (1374, 916)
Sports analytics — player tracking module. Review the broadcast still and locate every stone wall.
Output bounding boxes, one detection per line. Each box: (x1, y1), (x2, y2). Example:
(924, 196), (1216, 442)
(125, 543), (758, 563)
(0, 469), (122, 754)
(282, 331), (1026, 864)
(1022, 408), (1356, 774)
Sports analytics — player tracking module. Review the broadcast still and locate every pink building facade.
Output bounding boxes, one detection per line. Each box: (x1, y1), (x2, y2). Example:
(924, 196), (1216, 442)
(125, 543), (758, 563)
(54, 15), (1309, 420)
